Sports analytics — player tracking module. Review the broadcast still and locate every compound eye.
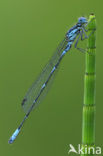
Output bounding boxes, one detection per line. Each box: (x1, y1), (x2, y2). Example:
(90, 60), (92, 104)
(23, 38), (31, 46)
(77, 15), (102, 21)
(79, 18), (83, 22)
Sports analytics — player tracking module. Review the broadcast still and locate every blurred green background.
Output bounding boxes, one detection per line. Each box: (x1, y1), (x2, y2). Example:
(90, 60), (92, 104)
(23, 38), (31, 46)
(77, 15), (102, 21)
(0, 0), (102, 155)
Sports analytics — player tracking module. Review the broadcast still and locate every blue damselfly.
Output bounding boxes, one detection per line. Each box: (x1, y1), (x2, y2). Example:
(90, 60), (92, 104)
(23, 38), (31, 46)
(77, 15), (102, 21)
(8, 17), (90, 144)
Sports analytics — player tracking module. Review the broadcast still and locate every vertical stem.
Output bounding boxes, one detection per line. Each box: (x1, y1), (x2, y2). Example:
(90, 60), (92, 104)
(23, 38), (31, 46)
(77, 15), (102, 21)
(81, 14), (96, 156)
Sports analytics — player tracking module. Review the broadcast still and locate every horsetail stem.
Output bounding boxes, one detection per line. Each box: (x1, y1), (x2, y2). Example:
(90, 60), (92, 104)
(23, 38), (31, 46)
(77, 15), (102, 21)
(81, 14), (96, 156)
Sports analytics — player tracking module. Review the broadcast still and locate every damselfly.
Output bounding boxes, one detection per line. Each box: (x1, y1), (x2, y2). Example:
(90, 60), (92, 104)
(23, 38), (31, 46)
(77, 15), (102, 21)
(8, 17), (90, 144)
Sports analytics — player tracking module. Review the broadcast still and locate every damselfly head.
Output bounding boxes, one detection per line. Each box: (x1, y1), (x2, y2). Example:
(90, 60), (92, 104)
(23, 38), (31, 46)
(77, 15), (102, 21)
(78, 17), (87, 24)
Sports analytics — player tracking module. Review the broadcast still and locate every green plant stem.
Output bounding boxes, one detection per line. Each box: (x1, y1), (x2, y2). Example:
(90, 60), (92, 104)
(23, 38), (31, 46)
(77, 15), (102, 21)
(81, 14), (96, 156)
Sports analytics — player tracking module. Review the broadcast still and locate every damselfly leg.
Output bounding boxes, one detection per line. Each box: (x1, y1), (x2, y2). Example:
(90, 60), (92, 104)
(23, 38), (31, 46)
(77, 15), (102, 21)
(75, 24), (96, 54)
